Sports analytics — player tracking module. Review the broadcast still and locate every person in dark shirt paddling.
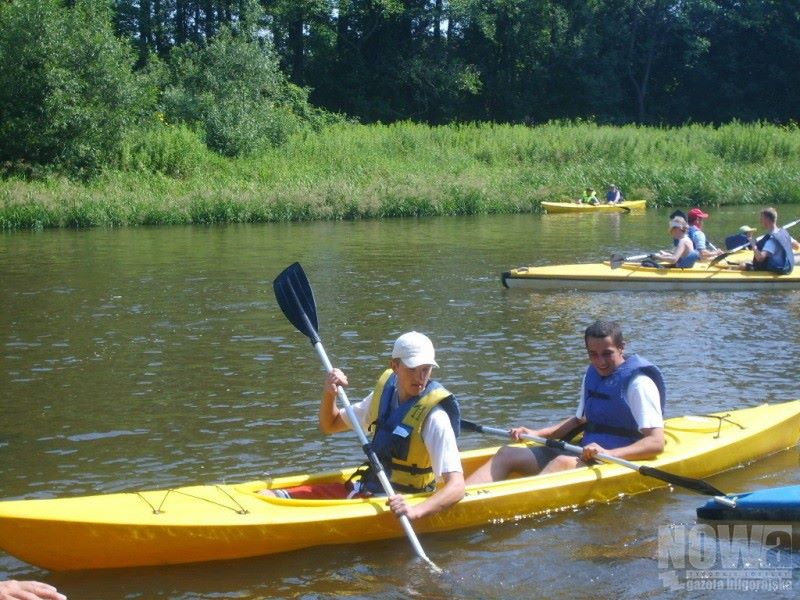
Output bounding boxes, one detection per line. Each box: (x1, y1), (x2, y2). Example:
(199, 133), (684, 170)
(605, 184), (623, 204)
(465, 321), (665, 484)
(724, 225), (756, 251)
(259, 332), (465, 521)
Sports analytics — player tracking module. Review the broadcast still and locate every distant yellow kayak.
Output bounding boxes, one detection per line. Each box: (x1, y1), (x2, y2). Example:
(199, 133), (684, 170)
(541, 200), (646, 213)
(502, 256), (800, 290)
(0, 401), (798, 571)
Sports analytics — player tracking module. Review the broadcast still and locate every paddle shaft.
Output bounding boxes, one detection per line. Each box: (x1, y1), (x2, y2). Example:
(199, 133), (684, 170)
(609, 252), (659, 269)
(471, 423), (648, 471)
(621, 253), (650, 262)
(463, 420), (726, 497)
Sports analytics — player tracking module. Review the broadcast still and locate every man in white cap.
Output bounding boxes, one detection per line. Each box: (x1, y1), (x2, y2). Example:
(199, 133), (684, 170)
(605, 184), (622, 204)
(261, 332), (465, 520)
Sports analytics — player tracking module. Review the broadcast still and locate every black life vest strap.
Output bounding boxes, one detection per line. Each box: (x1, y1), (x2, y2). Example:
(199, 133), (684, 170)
(389, 462), (433, 476)
(391, 480), (436, 494)
(347, 461), (434, 493)
(584, 421), (643, 440)
(558, 422), (585, 443)
(346, 462), (371, 486)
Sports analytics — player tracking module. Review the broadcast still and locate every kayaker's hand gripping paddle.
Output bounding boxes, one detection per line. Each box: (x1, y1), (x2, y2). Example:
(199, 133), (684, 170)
(460, 419), (728, 498)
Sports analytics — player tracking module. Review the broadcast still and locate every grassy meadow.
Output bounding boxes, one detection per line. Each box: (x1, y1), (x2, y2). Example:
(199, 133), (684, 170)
(2, 120), (800, 230)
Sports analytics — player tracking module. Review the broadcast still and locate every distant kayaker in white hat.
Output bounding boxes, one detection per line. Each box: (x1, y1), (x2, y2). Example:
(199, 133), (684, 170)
(653, 216), (700, 268)
(260, 332), (465, 521)
(465, 321), (665, 484)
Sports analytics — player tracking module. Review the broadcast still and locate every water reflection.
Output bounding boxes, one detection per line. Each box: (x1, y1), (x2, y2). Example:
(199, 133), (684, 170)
(1, 209), (799, 598)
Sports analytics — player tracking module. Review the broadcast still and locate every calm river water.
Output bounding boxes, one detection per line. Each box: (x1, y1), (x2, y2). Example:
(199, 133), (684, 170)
(2, 207), (799, 599)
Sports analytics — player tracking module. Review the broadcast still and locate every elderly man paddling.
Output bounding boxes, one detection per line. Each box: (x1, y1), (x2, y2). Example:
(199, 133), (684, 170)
(735, 208), (800, 274)
(465, 321), (665, 483)
(686, 207), (722, 260)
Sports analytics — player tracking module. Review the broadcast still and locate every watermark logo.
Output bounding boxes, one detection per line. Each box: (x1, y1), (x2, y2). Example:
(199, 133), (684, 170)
(658, 523), (794, 592)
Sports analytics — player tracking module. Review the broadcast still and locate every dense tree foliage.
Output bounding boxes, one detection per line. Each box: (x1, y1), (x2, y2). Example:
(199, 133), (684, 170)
(106, 0), (800, 125)
(163, 26), (305, 156)
(1, 0), (798, 175)
(0, 0), (148, 174)
(0, 0), (336, 173)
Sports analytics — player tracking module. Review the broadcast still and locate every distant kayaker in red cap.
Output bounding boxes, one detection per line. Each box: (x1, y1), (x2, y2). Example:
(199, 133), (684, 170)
(686, 207), (721, 260)
(465, 321), (665, 483)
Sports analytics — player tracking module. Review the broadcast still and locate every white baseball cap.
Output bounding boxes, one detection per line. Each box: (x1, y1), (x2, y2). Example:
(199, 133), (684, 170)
(392, 331), (439, 368)
(669, 217), (687, 230)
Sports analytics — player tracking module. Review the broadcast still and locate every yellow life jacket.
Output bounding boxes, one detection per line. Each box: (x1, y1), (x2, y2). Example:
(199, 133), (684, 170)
(363, 369), (458, 494)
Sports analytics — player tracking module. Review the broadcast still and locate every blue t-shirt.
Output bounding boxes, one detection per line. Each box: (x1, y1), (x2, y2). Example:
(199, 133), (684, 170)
(762, 238), (781, 258)
(688, 226), (707, 251)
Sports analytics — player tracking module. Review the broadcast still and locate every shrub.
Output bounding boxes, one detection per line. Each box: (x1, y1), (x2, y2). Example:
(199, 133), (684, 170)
(164, 28), (296, 156)
(162, 26), (346, 157)
(119, 123), (211, 178)
(0, 0), (150, 176)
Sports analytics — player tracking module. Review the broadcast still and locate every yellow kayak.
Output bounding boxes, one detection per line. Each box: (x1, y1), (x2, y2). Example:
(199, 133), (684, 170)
(541, 200), (646, 213)
(502, 257), (800, 290)
(0, 401), (798, 571)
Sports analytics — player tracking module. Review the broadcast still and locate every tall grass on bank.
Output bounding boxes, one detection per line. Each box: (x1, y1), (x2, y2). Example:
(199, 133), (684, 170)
(2, 120), (800, 230)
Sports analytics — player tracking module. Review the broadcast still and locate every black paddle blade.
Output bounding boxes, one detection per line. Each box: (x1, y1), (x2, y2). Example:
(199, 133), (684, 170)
(273, 262), (321, 344)
(708, 251), (733, 267)
(640, 255), (667, 270)
(638, 465), (726, 497)
(459, 419), (484, 433)
(618, 205), (631, 213)
(609, 254), (626, 269)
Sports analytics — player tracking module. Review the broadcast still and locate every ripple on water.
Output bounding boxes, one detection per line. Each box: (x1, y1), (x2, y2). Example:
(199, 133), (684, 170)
(2, 215), (800, 599)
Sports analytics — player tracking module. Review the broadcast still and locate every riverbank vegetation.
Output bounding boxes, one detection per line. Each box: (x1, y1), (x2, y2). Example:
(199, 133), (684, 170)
(2, 1), (800, 230)
(3, 120), (800, 230)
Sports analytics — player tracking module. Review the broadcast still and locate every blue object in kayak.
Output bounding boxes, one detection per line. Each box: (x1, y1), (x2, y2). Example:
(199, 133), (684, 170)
(697, 485), (800, 521)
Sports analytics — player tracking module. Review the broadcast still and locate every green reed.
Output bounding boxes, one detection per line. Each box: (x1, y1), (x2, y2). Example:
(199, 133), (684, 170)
(2, 120), (799, 229)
